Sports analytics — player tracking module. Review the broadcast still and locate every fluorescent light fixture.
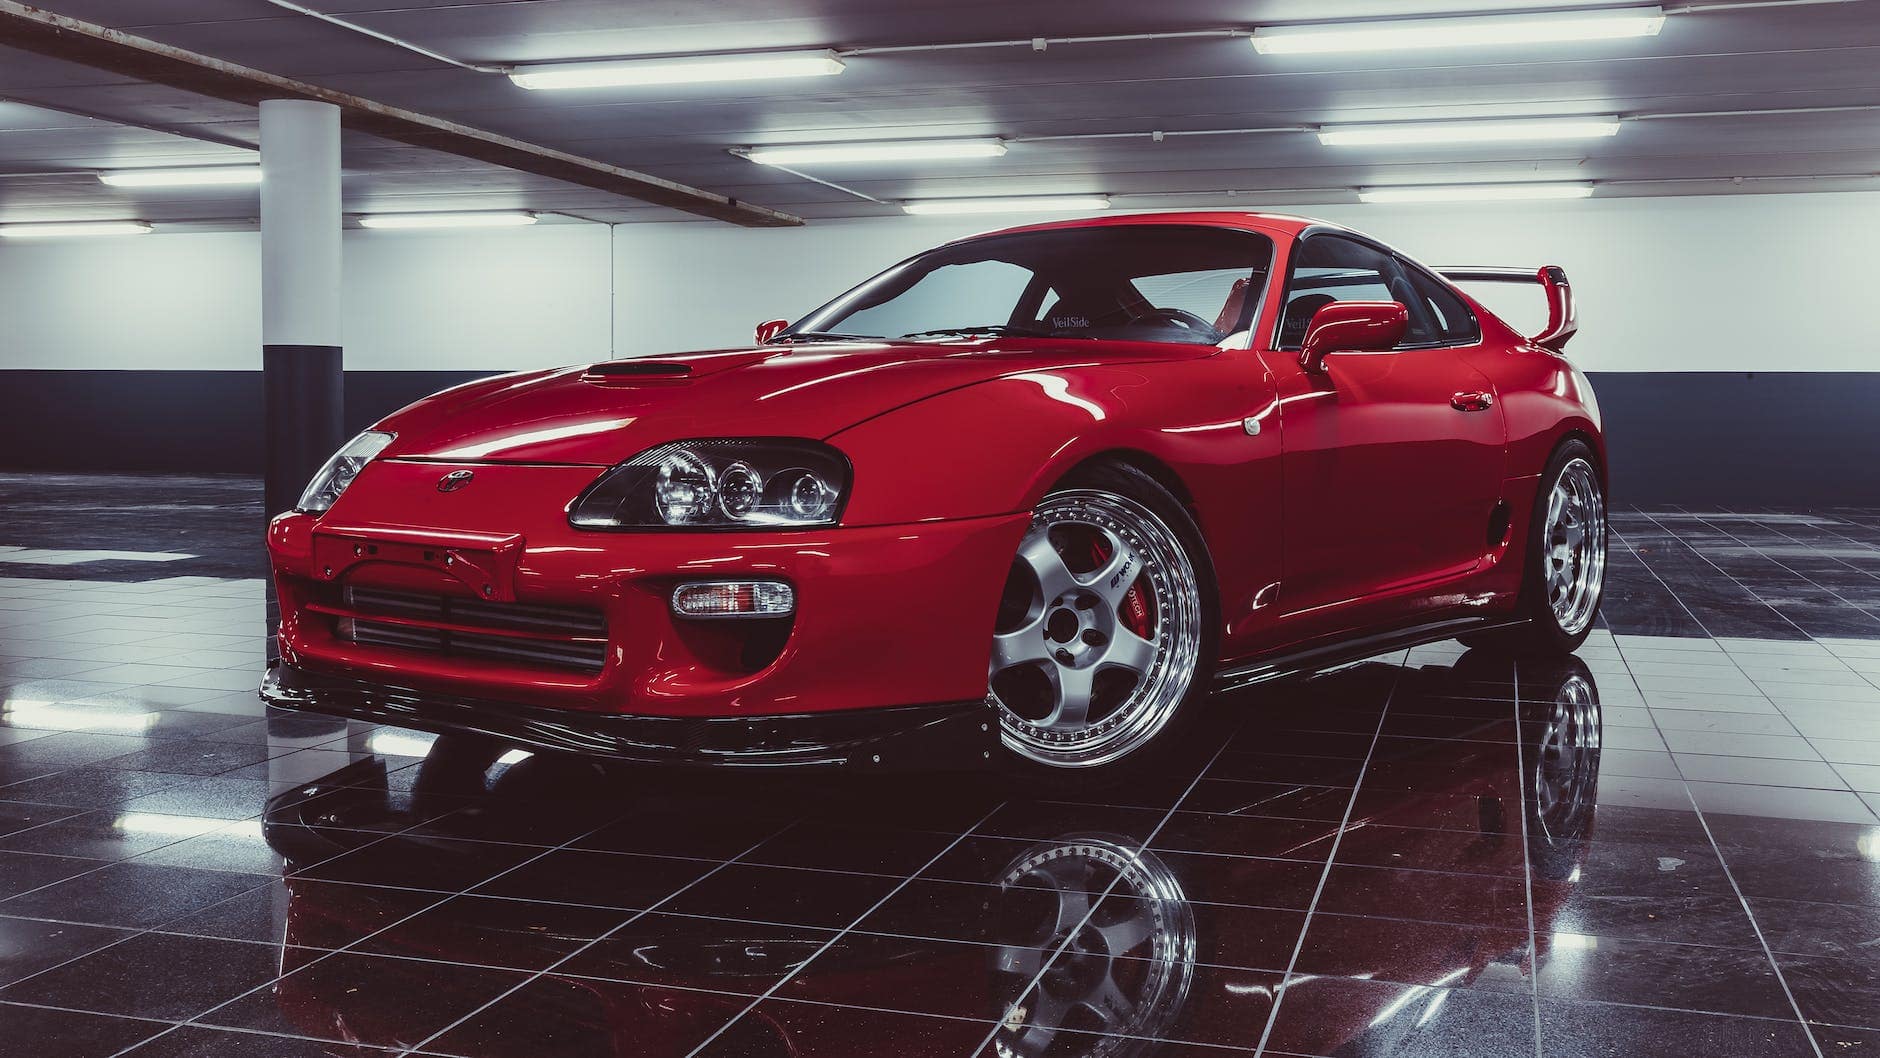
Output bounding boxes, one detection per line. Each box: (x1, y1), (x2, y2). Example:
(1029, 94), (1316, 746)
(510, 49), (844, 90)
(357, 212), (537, 230)
(1252, 6), (1665, 55)
(744, 140), (1007, 166)
(0, 220), (153, 238)
(99, 166), (263, 188)
(1359, 184), (1594, 204)
(1320, 118), (1621, 147)
(902, 195), (1110, 216)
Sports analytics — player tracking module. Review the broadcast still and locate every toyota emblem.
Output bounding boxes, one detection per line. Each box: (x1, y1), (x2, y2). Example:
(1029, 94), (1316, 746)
(436, 470), (475, 493)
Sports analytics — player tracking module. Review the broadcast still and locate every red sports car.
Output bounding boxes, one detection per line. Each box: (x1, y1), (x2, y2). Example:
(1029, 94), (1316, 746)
(262, 211), (1607, 782)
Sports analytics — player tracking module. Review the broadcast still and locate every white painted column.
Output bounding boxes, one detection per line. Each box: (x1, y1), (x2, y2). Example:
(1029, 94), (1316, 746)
(259, 98), (343, 520)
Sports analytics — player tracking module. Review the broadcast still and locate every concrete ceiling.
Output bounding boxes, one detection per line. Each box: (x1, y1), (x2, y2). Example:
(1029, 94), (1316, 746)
(1, 0), (1876, 229)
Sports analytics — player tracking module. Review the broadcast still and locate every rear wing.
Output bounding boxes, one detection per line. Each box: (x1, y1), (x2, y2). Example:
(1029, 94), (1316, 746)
(1438, 265), (1577, 352)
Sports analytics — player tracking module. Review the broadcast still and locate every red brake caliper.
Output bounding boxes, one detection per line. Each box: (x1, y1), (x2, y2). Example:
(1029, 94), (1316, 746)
(1090, 536), (1154, 639)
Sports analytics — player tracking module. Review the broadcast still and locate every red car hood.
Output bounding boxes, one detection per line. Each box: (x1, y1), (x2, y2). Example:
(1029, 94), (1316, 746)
(375, 339), (1209, 465)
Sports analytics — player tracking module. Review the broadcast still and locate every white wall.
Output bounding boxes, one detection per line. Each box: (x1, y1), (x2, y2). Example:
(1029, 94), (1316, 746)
(0, 223), (611, 372)
(2, 190), (1874, 375)
(612, 191), (1880, 374)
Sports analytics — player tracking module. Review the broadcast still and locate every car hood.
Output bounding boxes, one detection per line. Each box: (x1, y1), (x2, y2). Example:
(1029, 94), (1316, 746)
(375, 339), (1211, 465)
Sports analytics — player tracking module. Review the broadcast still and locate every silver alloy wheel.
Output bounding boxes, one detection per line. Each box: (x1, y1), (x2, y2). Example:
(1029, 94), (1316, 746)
(990, 836), (1197, 1058)
(1543, 457), (1607, 636)
(989, 490), (1204, 769)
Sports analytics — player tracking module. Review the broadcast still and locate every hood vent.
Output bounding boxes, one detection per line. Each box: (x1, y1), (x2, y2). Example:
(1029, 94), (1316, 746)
(584, 360), (692, 380)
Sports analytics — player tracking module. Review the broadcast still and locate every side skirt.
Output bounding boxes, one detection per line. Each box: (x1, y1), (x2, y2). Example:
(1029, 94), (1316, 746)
(1210, 615), (1528, 693)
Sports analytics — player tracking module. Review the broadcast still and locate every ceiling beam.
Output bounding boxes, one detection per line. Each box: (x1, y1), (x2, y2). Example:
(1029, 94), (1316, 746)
(0, 1), (803, 227)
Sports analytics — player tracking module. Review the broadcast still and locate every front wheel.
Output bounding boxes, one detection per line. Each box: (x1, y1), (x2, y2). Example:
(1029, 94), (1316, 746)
(988, 464), (1218, 784)
(1466, 439), (1608, 655)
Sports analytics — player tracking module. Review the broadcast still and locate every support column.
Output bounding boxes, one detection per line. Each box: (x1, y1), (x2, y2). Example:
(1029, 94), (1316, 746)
(260, 99), (343, 521)
(261, 100), (342, 664)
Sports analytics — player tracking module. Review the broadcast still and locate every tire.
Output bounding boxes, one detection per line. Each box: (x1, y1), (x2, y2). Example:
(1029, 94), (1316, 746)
(987, 462), (1219, 787)
(1463, 439), (1608, 656)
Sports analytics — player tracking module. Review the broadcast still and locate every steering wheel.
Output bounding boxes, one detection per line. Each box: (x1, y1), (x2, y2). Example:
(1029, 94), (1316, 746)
(1142, 307), (1223, 338)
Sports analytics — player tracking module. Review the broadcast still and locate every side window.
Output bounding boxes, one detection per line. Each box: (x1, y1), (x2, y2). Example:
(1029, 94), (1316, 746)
(840, 259), (1034, 338)
(1277, 235), (1403, 349)
(1398, 261), (1481, 345)
(1132, 268), (1259, 333)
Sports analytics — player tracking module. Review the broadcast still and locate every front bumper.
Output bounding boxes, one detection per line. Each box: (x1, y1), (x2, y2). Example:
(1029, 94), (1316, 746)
(268, 458), (1032, 720)
(261, 661), (997, 770)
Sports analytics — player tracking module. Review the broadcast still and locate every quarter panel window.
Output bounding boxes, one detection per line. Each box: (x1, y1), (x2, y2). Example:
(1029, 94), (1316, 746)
(1276, 234), (1471, 350)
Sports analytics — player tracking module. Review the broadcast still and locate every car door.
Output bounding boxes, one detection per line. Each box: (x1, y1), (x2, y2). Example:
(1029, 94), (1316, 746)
(1258, 233), (1506, 632)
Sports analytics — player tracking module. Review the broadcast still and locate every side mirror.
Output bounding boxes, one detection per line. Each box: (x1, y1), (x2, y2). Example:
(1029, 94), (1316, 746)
(755, 319), (789, 344)
(1299, 301), (1408, 373)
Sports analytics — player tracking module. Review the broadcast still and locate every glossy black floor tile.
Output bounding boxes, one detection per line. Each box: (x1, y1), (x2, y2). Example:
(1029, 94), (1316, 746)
(0, 1002), (170, 1058)
(0, 861), (266, 928)
(5, 479), (1880, 1056)
(1535, 998), (1816, 1057)
(0, 930), (281, 1020)
(202, 950), (532, 1047)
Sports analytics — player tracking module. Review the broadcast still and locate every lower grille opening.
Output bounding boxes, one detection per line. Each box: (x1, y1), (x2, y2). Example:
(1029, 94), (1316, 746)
(331, 586), (607, 675)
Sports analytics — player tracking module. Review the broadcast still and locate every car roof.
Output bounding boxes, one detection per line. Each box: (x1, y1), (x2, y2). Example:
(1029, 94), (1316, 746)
(963, 210), (1325, 242)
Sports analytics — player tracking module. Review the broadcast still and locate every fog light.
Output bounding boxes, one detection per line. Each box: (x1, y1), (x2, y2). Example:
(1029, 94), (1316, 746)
(671, 580), (795, 619)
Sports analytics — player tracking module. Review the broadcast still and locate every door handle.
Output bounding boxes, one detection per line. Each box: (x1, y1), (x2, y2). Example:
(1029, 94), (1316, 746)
(1450, 391), (1495, 412)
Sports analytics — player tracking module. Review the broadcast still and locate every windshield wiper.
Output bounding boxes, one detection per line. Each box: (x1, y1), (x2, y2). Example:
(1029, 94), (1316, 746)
(900, 325), (1052, 339)
(770, 331), (879, 343)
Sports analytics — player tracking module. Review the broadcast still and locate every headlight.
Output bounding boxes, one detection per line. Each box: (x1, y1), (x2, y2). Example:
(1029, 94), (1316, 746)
(570, 440), (850, 530)
(297, 430), (394, 514)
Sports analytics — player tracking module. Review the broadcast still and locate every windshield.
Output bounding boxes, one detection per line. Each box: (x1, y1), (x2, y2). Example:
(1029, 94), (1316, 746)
(782, 225), (1274, 347)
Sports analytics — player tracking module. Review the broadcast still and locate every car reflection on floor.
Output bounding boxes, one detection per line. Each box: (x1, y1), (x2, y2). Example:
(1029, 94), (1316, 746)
(250, 653), (1602, 1057)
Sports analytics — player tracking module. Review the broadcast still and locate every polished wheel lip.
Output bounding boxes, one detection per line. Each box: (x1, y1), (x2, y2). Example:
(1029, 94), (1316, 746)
(1544, 457), (1606, 637)
(1532, 671), (1600, 847)
(989, 490), (1203, 769)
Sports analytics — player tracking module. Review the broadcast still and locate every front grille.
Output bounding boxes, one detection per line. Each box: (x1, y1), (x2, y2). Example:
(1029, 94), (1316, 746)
(331, 586), (608, 675)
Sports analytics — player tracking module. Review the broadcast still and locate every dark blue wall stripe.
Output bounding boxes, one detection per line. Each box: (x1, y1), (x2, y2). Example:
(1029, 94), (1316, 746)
(1, 369), (1875, 506)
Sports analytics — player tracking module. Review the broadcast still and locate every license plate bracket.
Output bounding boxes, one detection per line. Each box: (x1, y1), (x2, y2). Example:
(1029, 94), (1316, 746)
(310, 528), (525, 602)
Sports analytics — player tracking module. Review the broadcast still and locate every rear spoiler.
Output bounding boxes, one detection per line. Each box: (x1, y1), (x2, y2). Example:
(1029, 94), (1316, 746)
(1438, 265), (1577, 352)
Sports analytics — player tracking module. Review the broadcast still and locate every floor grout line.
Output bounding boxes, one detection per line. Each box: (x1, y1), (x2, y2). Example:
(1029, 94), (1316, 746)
(672, 802), (1009, 1058)
(1251, 653), (1408, 1058)
(97, 801), (645, 1058)
(1605, 529), (1829, 1058)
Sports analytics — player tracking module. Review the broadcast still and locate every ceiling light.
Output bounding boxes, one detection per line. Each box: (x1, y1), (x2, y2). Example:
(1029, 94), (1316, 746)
(902, 195), (1110, 216)
(1359, 184), (1594, 203)
(510, 50), (844, 90)
(744, 139), (1007, 166)
(1252, 6), (1665, 55)
(99, 166), (263, 188)
(357, 212), (538, 229)
(0, 221), (154, 238)
(1320, 118), (1621, 147)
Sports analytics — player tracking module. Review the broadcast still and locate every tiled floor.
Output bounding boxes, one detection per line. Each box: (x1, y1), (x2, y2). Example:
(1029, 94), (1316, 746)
(2, 477), (1879, 1057)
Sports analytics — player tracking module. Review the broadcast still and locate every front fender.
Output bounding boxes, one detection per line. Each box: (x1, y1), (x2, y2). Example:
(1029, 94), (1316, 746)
(827, 357), (1285, 644)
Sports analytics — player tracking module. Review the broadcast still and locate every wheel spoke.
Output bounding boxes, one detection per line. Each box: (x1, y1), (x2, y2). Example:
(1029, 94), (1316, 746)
(1100, 628), (1158, 678)
(992, 617), (1051, 674)
(1080, 534), (1143, 607)
(1050, 886), (1095, 938)
(1092, 912), (1156, 957)
(1044, 664), (1094, 731)
(1018, 532), (1079, 601)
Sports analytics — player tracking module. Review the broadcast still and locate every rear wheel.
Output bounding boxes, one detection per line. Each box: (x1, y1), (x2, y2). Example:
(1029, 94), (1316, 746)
(988, 464), (1217, 783)
(1465, 439), (1607, 655)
